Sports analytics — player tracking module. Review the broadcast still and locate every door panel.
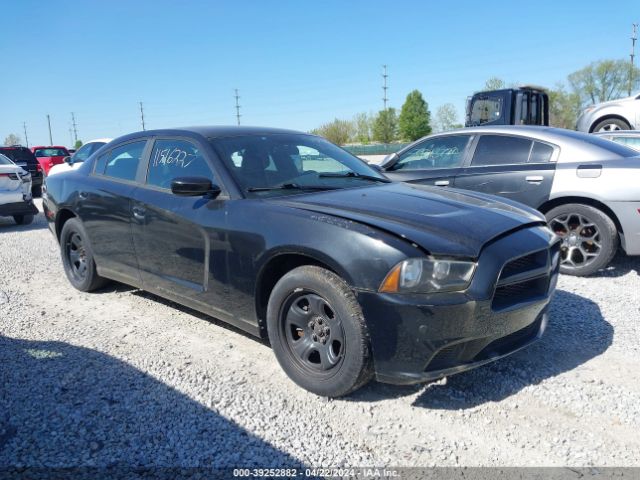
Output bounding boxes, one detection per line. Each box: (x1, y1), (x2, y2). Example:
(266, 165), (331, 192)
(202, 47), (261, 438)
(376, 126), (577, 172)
(383, 134), (472, 188)
(79, 177), (141, 285)
(453, 135), (557, 209)
(130, 137), (232, 319)
(454, 163), (555, 208)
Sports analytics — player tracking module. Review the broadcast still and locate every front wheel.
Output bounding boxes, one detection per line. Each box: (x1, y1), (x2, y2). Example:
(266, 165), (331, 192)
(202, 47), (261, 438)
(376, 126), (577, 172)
(545, 204), (618, 276)
(267, 266), (373, 397)
(60, 218), (109, 291)
(592, 118), (631, 132)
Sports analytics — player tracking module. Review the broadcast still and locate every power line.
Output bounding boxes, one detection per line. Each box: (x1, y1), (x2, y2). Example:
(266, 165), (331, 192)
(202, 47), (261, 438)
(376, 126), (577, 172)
(71, 112), (78, 144)
(23, 122), (29, 147)
(630, 23), (638, 96)
(234, 89), (241, 125)
(139, 101), (146, 130)
(46, 114), (53, 145)
(382, 64), (389, 110)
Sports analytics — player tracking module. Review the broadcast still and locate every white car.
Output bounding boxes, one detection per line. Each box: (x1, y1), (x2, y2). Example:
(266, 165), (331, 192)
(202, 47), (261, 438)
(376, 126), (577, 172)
(576, 93), (640, 132)
(0, 153), (38, 225)
(47, 138), (112, 176)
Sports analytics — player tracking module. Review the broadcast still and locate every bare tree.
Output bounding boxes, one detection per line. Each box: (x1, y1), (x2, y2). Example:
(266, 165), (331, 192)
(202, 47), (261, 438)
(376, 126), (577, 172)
(434, 103), (461, 132)
(4, 133), (21, 146)
(569, 59), (640, 106)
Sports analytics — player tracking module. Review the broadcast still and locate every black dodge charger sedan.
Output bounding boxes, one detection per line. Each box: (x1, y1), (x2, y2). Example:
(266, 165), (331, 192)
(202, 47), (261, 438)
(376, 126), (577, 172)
(43, 126), (560, 397)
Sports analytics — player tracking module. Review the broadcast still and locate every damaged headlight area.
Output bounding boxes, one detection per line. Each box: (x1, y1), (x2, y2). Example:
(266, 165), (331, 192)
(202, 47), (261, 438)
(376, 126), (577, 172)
(379, 258), (476, 294)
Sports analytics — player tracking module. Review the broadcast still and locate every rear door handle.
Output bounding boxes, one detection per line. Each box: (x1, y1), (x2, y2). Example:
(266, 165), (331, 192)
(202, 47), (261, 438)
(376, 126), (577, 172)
(434, 180), (450, 187)
(132, 206), (146, 219)
(525, 175), (544, 184)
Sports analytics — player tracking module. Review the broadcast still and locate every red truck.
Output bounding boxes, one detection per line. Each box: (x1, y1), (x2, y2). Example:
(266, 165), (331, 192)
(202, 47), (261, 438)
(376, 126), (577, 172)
(31, 146), (70, 176)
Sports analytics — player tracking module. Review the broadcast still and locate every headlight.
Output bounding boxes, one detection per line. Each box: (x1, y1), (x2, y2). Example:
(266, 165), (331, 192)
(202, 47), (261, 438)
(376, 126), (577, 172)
(379, 258), (476, 293)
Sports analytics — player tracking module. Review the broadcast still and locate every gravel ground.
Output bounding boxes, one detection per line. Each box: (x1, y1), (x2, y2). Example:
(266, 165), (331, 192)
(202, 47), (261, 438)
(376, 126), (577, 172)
(1, 201), (639, 468)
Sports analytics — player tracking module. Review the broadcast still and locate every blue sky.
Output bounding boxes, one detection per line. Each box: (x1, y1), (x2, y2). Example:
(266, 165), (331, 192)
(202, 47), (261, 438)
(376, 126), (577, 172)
(1, 0), (637, 146)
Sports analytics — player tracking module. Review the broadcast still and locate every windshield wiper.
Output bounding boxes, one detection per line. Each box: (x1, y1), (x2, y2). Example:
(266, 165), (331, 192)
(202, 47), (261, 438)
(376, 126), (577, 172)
(318, 172), (391, 183)
(246, 183), (339, 192)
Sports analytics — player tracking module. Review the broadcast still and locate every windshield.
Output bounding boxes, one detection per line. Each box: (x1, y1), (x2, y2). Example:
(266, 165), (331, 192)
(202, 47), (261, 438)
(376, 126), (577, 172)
(0, 148), (35, 164)
(211, 133), (389, 196)
(34, 148), (68, 157)
(0, 153), (14, 165)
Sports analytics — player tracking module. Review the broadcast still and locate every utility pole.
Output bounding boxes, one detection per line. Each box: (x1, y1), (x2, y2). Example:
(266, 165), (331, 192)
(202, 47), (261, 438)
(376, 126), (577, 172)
(139, 101), (146, 131)
(382, 64), (389, 110)
(46, 114), (53, 145)
(71, 112), (78, 144)
(68, 127), (74, 147)
(23, 122), (29, 147)
(630, 23), (638, 96)
(234, 89), (241, 126)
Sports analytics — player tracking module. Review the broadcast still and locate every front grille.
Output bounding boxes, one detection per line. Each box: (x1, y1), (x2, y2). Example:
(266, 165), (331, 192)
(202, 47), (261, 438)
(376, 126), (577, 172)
(500, 250), (547, 279)
(492, 276), (549, 310)
(491, 248), (552, 311)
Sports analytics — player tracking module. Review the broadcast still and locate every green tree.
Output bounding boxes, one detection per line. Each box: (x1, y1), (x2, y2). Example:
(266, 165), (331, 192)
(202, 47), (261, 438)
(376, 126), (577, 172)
(484, 77), (506, 90)
(372, 108), (398, 144)
(398, 90), (431, 141)
(548, 83), (581, 129)
(434, 103), (460, 132)
(353, 112), (372, 144)
(310, 118), (354, 145)
(74, 140), (83, 149)
(3, 133), (21, 146)
(568, 59), (640, 106)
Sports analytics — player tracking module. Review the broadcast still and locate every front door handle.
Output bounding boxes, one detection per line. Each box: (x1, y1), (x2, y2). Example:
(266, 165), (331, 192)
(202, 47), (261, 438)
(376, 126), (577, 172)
(434, 180), (450, 187)
(525, 175), (544, 184)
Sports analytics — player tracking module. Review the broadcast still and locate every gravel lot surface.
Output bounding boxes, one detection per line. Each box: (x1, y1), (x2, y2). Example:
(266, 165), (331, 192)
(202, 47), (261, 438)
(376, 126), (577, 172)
(1, 200), (639, 468)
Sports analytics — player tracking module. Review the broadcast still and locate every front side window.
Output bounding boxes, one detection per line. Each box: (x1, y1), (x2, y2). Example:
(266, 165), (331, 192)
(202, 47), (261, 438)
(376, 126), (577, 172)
(471, 135), (533, 166)
(391, 135), (470, 171)
(212, 133), (387, 196)
(96, 141), (146, 181)
(469, 97), (503, 126)
(147, 139), (213, 189)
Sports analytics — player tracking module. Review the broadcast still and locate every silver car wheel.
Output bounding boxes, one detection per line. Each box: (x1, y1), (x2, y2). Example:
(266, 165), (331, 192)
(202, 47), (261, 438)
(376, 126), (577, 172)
(597, 123), (622, 132)
(549, 213), (601, 269)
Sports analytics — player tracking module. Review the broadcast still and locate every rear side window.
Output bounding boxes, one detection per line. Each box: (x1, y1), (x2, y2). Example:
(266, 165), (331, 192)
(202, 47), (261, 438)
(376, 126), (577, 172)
(392, 135), (471, 171)
(471, 135), (533, 166)
(146, 139), (214, 189)
(96, 141), (146, 181)
(529, 142), (555, 163)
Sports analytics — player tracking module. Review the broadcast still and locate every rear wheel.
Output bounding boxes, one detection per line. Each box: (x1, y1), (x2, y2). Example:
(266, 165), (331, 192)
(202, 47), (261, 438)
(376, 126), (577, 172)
(267, 265), (373, 397)
(13, 214), (34, 225)
(592, 118), (631, 132)
(60, 218), (109, 291)
(545, 203), (618, 276)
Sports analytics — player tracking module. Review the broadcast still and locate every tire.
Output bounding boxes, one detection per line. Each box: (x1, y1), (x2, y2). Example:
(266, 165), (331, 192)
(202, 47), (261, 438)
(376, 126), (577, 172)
(267, 265), (373, 397)
(545, 203), (618, 276)
(592, 118), (631, 132)
(13, 214), (34, 225)
(60, 217), (109, 291)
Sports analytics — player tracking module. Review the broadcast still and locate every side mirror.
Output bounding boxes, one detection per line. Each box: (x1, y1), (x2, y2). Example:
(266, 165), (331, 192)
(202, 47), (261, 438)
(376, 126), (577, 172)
(368, 163), (384, 172)
(64, 156), (74, 165)
(381, 152), (399, 168)
(171, 177), (221, 197)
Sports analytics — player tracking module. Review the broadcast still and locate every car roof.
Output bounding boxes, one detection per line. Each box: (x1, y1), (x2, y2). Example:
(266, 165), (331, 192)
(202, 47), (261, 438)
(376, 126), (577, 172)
(108, 126), (307, 145)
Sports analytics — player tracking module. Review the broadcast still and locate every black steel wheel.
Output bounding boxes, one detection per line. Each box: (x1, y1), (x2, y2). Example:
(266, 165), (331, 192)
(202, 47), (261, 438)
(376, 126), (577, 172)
(282, 292), (345, 375)
(546, 203), (618, 276)
(267, 265), (373, 397)
(60, 218), (109, 291)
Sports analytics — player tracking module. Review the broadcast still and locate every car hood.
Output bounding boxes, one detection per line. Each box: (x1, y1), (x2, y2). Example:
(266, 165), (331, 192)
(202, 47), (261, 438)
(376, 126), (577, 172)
(271, 183), (546, 257)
